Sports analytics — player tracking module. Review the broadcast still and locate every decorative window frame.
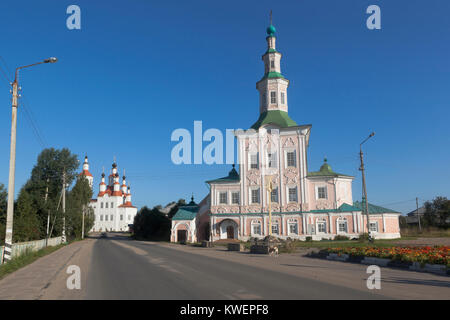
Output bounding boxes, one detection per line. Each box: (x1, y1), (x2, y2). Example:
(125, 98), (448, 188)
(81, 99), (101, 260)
(248, 152), (259, 170)
(218, 191), (228, 205)
(251, 220), (262, 236)
(316, 219), (327, 234)
(287, 219), (299, 235)
(315, 185), (328, 200)
(284, 149), (297, 168)
(336, 217), (348, 234)
(231, 191), (240, 205)
(249, 187), (260, 204)
(270, 187), (279, 203)
(286, 185), (298, 203)
(369, 221), (379, 233)
(267, 151), (278, 169)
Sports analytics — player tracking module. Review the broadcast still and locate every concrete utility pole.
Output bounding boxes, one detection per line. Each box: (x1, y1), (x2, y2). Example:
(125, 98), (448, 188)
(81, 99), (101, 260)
(416, 197), (422, 232)
(2, 57), (57, 263)
(45, 178), (50, 246)
(81, 205), (85, 239)
(62, 170), (67, 243)
(359, 132), (375, 242)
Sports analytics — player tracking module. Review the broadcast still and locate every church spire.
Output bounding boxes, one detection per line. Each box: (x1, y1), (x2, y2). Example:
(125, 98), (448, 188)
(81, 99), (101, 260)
(256, 11), (290, 115)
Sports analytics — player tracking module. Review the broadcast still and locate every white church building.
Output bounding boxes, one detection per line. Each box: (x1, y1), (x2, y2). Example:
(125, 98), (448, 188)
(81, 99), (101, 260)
(79, 156), (138, 232)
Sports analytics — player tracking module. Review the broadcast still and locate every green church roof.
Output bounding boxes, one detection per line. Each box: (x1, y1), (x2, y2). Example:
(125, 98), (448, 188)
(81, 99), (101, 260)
(353, 201), (400, 214)
(172, 200), (199, 221)
(206, 165), (240, 184)
(307, 158), (353, 178)
(251, 110), (298, 130)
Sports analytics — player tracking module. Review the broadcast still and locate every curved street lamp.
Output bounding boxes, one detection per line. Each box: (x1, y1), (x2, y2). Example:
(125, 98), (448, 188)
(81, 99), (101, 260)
(3, 58), (57, 263)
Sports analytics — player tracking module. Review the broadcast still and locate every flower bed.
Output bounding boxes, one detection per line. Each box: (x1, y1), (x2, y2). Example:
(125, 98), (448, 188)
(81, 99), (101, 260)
(319, 246), (449, 267)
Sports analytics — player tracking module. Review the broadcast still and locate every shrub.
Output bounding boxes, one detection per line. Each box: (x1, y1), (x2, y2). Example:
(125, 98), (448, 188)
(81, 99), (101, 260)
(305, 236), (312, 242)
(334, 235), (350, 241)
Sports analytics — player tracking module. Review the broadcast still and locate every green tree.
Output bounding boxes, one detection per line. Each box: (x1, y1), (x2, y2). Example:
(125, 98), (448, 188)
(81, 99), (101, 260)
(424, 196), (450, 228)
(16, 148), (79, 238)
(65, 176), (94, 240)
(133, 206), (171, 241)
(13, 187), (41, 242)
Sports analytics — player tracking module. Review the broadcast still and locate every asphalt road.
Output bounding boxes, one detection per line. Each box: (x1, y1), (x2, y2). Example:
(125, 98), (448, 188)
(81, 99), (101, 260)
(1, 233), (449, 299)
(86, 234), (385, 299)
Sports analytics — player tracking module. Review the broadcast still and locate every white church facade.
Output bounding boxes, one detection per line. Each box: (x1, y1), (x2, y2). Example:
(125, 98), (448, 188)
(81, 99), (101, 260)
(171, 19), (401, 243)
(79, 156), (138, 232)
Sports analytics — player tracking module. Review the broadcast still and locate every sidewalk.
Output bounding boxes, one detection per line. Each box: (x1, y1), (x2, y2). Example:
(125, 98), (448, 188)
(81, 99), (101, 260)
(0, 238), (95, 300)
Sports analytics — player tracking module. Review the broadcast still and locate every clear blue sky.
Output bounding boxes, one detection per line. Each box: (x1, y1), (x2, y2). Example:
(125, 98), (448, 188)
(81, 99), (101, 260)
(0, 0), (449, 214)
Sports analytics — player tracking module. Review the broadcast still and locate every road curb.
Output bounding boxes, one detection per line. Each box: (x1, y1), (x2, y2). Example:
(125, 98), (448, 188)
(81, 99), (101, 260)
(308, 252), (450, 277)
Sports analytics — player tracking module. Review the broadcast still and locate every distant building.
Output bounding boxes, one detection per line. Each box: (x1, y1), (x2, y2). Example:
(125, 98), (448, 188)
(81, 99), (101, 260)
(170, 19), (401, 243)
(405, 206), (426, 225)
(79, 156), (138, 232)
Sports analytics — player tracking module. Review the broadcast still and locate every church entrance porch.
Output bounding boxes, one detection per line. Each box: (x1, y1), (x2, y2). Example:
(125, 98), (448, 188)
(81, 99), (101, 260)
(219, 219), (238, 240)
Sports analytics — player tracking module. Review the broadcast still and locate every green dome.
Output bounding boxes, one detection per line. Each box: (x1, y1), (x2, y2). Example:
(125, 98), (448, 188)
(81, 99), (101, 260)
(319, 158), (333, 173)
(266, 24), (276, 36)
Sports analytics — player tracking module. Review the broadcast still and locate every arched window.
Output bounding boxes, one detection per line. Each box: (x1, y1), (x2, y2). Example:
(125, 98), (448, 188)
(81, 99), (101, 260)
(251, 220), (262, 236)
(288, 219), (298, 235)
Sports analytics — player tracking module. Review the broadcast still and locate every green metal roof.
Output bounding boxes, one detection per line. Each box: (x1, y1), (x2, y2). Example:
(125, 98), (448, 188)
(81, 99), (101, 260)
(353, 201), (400, 214)
(172, 204), (199, 221)
(264, 48), (279, 54)
(307, 158), (353, 178)
(206, 165), (240, 184)
(251, 110), (298, 130)
(259, 71), (285, 82)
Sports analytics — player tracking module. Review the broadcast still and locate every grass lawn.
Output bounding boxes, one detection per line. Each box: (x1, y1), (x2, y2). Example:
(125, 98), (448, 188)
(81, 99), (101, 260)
(0, 244), (65, 281)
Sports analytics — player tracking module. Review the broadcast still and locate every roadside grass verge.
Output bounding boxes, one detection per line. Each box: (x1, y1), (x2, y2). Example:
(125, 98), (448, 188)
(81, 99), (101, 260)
(0, 244), (65, 281)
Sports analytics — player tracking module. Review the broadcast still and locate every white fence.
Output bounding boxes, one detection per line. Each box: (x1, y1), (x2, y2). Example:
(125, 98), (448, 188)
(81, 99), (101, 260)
(0, 236), (63, 264)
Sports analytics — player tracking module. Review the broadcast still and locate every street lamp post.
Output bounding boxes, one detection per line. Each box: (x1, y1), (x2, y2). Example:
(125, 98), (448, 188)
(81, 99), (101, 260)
(359, 132), (375, 242)
(3, 58), (57, 263)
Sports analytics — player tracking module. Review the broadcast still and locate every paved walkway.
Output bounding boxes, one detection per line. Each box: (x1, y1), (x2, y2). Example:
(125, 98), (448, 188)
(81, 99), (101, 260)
(0, 239), (94, 300)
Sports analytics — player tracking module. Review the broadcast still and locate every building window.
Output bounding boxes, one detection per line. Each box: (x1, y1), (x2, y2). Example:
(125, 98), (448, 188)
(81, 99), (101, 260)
(128, 215), (131, 221)
(219, 192), (227, 204)
(262, 93), (267, 106)
(105, 215), (108, 221)
(105, 202), (109, 209)
(250, 153), (259, 169)
(251, 220), (261, 236)
(110, 215), (113, 221)
(288, 187), (298, 202)
(268, 152), (277, 168)
(288, 220), (298, 235)
(120, 215), (123, 221)
(270, 91), (277, 104)
(271, 222), (279, 235)
(369, 221), (378, 232)
(101, 202), (104, 209)
(281, 92), (285, 104)
(317, 186), (327, 199)
(231, 192), (240, 204)
(111, 202), (114, 208)
(286, 151), (296, 167)
(317, 220), (327, 233)
(251, 189), (260, 204)
(270, 188), (278, 203)
(270, 60), (275, 68)
(100, 215), (103, 221)
(338, 218), (348, 233)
